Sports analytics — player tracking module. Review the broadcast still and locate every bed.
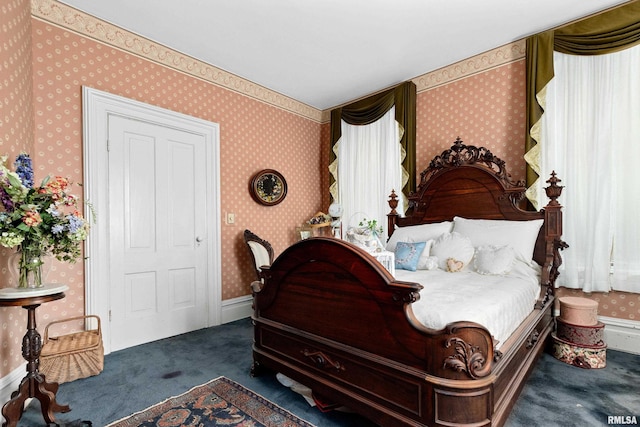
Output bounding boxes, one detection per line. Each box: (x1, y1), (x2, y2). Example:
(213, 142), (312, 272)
(251, 138), (566, 427)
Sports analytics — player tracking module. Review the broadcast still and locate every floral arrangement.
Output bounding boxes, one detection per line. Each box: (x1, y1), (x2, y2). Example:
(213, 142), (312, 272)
(0, 153), (91, 287)
(358, 218), (383, 236)
(345, 217), (385, 251)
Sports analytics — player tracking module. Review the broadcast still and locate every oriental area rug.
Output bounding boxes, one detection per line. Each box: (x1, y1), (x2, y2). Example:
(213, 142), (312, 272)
(105, 377), (316, 427)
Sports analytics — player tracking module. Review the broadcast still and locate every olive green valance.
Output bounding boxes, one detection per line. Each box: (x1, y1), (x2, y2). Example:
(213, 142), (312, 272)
(329, 81), (417, 197)
(525, 0), (640, 185)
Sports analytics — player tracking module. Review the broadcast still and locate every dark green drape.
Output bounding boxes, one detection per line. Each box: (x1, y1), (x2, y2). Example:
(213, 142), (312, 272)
(329, 81), (416, 199)
(525, 0), (640, 185)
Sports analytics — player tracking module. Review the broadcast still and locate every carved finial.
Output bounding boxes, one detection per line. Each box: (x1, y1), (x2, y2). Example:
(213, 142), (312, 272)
(545, 171), (563, 205)
(388, 189), (399, 215)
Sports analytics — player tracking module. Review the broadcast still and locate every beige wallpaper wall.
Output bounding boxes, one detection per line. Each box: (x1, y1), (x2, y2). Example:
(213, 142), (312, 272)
(1, 5), (324, 375)
(29, 20), (323, 302)
(0, 0), (34, 375)
(416, 60), (527, 178)
(0, 0), (33, 155)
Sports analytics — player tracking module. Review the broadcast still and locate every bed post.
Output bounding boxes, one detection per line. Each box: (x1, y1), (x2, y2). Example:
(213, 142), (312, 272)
(540, 171), (568, 305)
(387, 189), (399, 238)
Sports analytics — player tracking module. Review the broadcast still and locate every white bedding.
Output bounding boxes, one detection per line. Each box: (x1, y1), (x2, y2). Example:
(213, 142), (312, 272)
(394, 260), (541, 349)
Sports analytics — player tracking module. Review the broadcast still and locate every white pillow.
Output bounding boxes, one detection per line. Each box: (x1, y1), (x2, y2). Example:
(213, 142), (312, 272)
(452, 216), (543, 262)
(430, 232), (475, 271)
(386, 221), (453, 252)
(416, 240), (438, 270)
(474, 245), (515, 275)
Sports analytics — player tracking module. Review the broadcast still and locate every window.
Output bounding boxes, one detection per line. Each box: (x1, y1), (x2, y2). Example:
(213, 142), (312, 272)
(329, 82), (416, 239)
(334, 106), (404, 240)
(535, 44), (640, 293)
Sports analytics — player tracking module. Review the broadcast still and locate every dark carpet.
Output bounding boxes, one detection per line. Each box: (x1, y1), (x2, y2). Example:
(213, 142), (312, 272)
(15, 318), (640, 427)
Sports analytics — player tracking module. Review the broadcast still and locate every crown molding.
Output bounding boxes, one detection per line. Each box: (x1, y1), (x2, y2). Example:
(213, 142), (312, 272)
(321, 41), (527, 123)
(32, 0), (526, 124)
(31, 0), (324, 123)
(413, 40), (526, 92)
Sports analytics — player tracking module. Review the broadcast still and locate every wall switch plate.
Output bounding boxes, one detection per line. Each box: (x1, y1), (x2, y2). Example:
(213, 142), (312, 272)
(226, 213), (235, 224)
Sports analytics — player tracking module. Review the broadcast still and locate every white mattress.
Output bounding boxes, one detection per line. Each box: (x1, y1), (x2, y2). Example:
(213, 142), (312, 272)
(394, 260), (541, 349)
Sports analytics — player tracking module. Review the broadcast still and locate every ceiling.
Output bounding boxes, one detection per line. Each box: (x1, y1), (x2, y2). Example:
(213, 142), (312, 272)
(57, 0), (628, 111)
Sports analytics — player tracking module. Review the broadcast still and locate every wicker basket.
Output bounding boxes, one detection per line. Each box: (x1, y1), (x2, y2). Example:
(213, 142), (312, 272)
(40, 315), (104, 383)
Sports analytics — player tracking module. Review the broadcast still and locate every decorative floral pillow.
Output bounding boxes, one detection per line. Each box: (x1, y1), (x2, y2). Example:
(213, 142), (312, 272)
(474, 245), (516, 275)
(394, 241), (427, 272)
(430, 232), (474, 271)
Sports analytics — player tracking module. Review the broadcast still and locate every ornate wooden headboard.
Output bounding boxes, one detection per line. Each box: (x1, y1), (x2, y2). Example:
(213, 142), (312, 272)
(387, 138), (566, 292)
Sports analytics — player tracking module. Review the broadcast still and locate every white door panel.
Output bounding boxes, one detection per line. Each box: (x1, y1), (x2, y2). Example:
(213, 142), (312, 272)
(83, 87), (221, 355)
(108, 116), (207, 351)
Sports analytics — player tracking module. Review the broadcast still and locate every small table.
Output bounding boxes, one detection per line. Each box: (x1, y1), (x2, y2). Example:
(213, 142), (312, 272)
(0, 284), (71, 427)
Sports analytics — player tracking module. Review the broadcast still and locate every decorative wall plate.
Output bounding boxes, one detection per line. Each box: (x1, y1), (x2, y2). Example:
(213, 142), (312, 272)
(250, 169), (287, 206)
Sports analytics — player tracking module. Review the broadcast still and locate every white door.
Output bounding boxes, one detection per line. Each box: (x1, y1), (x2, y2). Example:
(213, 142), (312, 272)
(107, 115), (208, 351)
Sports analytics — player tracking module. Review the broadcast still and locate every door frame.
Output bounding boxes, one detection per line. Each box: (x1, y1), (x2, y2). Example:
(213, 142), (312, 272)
(82, 86), (221, 355)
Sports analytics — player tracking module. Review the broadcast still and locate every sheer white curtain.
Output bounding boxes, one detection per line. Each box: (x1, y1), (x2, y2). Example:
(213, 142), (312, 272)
(537, 44), (640, 293)
(336, 106), (404, 241)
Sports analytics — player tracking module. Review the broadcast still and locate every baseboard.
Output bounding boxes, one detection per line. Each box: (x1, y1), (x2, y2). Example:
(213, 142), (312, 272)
(221, 295), (253, 324)
(0, 363), (26, 420)
(600, 316), (640, 355)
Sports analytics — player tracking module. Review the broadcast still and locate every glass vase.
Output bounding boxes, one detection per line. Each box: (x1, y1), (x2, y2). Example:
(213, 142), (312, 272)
(8, 249), (46, 288)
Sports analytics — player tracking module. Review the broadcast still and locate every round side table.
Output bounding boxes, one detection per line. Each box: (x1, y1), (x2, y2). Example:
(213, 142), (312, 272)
(0, 285), (71, 427)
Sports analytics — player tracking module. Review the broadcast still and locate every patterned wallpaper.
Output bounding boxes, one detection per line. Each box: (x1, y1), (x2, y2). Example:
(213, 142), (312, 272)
(557, 288), (640, 320)
(27, 20), (325, 299)
(1, 9), (323, 375)
(0, 0), (33, 154)
(0, 0), (637, 379)
(416, 60), (527, 180)
(0, 0), (34, 375)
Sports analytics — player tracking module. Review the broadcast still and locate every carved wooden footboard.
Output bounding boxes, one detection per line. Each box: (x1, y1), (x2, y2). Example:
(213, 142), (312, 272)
(252, 238), (555, 426)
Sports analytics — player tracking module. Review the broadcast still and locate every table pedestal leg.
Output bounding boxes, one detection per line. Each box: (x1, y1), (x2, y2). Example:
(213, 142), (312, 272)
(1, 304), (71, 427)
